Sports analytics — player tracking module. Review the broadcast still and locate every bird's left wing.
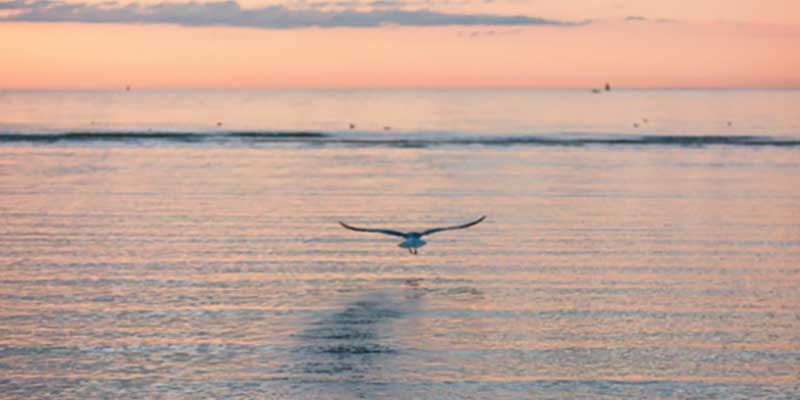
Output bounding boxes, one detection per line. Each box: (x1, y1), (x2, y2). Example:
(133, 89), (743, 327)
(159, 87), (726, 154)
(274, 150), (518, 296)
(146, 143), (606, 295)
(419, 216), (486, 237)
(339, 222), (408, 238)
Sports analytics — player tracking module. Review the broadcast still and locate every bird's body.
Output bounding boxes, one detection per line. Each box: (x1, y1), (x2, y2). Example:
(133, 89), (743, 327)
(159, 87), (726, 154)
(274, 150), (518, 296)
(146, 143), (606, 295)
(398, 235), (426, 253)
(339, 216), (485, 255)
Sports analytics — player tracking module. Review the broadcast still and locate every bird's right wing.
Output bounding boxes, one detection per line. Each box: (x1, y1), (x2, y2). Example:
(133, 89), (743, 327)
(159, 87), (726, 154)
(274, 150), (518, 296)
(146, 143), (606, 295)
(339, 222), (408, 238)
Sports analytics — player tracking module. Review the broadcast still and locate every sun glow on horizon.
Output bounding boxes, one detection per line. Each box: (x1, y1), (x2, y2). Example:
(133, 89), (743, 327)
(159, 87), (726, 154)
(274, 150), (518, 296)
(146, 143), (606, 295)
(1, 0), (799, 89)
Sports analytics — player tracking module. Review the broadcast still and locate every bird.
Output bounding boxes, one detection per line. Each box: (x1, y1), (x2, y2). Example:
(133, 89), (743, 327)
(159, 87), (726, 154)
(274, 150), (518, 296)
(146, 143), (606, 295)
(339, 216), (485, 255)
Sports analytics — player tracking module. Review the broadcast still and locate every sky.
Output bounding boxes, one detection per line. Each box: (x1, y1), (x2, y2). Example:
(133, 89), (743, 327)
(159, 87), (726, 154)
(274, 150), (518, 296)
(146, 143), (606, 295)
(0, 0), (798, 88)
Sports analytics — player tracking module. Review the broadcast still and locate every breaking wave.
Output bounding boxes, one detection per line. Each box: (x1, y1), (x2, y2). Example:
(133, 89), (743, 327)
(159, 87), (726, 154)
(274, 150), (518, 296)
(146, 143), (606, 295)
(1, 131), (799, 148)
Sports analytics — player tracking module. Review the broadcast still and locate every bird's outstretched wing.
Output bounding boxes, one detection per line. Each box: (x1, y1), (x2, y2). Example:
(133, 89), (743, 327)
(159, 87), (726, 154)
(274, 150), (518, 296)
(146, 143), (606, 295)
(339, 222), (408, 238)
(419, 216), (486, 237)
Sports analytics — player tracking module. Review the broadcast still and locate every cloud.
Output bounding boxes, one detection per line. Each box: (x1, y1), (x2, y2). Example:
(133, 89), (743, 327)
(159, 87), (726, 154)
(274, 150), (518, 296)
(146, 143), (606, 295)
(458, 27), (519, 38)
(624, 15), (646, 21)
(624, 15), (676, 23)
(0, 0), (589, 28)
(301, 0), (485, 9)
(364, 0), (471, 8)
(0, 0), (46, 9)
(366, 0), (407, 7)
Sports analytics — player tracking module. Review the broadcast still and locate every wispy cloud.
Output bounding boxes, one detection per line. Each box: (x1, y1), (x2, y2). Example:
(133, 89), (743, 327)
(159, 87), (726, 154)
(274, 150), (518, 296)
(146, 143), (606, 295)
(301, 0), (451, 10)
(0, 0), (41, 9)
(293, 0), (487, 10)
(624, 15), (646, 22)
(624, 15), (676, 23)
(0, 0), (589, 28)
(458, 28), (519, 38)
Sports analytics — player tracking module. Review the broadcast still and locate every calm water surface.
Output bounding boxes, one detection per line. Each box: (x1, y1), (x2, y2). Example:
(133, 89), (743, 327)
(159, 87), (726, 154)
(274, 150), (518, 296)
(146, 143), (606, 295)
(1, 90), (799, 398)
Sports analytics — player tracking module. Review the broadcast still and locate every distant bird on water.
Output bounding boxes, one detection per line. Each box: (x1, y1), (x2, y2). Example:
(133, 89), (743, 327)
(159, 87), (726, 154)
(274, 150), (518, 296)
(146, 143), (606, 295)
(339, 216), (486, 254)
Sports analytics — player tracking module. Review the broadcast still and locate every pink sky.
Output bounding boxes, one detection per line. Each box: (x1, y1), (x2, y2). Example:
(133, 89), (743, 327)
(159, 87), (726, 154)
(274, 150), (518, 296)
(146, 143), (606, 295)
(1, 0), (798, 88)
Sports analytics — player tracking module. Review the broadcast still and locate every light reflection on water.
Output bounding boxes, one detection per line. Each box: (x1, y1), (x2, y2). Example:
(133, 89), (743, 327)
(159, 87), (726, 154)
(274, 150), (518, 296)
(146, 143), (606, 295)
(0, 142), (799, 399)
(1, 89), (799, 136)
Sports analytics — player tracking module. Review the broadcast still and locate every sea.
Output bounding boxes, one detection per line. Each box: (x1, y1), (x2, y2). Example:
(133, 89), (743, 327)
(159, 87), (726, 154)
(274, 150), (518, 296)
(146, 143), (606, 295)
(1, 89), (799, 399)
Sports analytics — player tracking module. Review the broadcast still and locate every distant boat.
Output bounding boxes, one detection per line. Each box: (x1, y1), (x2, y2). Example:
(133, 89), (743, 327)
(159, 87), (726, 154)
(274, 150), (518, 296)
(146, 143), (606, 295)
(125, 85), (131, 91)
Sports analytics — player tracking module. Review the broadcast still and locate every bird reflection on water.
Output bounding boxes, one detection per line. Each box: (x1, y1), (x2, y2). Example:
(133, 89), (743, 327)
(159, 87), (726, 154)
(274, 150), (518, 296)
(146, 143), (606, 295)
(292, 287), (422, 396)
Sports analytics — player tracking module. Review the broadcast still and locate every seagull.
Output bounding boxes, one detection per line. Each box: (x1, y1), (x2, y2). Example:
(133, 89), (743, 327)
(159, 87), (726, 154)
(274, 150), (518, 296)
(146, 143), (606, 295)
(339, 216), (485, 254)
